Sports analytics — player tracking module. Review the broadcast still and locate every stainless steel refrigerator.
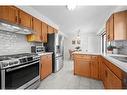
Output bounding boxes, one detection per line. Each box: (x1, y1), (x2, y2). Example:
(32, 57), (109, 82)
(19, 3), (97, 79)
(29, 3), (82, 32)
(44, 33), (64, 73)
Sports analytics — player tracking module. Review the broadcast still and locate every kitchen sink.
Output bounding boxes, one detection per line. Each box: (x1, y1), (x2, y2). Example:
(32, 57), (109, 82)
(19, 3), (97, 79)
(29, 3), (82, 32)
(111, 56), (127, 63)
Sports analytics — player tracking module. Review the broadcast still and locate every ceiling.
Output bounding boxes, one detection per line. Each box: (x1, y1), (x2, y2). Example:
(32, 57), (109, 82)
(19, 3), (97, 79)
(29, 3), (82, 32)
(31, 6), (117, 35)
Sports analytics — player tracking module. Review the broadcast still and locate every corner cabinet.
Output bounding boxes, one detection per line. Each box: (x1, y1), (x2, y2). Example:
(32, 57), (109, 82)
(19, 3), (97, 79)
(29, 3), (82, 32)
(40, 54), (52, 80)
(106, 10), (127, 41)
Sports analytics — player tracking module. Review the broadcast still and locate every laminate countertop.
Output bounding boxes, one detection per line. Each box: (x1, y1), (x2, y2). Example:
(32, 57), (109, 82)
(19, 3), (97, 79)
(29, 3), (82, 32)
(38, 52), (53, 56)
(73, 52), (127, 73)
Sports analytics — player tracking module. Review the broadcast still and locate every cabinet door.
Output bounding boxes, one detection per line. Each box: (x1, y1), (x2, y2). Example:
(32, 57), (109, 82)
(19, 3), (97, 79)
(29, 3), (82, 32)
(48, 26), (54, 34)
(19, 10), (32, 28)
(42, 22), (48, 43)
(40, 55), (52, 80)
(74, 59), (90, 77)
(109, 15), (114, 41)
(32, 17), (42, 42)
(0, 6), (18, 24)
(105, 66), (122, 89)
(91, 61), (99, 79)
(106, 19), (110, 41)
(114, 11), (127, 40)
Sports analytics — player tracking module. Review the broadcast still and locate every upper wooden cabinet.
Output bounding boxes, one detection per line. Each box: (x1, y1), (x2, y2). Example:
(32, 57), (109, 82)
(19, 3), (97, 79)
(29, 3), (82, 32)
(0, 6), (58, 42)
(106, 10), (127, 41)
(0, 6), (18, 24)
(18, 10), (32, 29)
(30, 17), (42, 42)
(114, 11), (127, 40)
(48, 26), (54, 34)
(42, 22), (48, 43)
(54, 28), (58, 33)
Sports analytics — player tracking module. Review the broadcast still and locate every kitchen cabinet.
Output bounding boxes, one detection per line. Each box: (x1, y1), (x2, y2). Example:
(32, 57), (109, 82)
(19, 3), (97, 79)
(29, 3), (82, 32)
(0, 6), (18, 24)
(90, 56), (99, 79)
(100, 56), (123, 89)
(18, 9), (32, 29)
(74, 54), (98, 78)
(103, 64), (122, 89)
(54, 28), (58, 33)
(40, 54), (52, 80)
(27, 17), (42, 42)
(48, 25), (54, 34)
(106, 10), (127, 41)
(106, 15), (114, 41)
(74, 58), (91, 77)
(42, 22), (48, 43)
(114, 11), (127, 40)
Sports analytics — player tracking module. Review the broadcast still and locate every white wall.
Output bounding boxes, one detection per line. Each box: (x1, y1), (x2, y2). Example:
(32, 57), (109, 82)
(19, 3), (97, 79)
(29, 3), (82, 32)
(64, 33), (100, 60)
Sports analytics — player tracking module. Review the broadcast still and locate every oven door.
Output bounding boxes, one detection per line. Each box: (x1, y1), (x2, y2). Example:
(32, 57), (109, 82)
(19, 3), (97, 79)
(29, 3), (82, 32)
(1, 60), (40, 89)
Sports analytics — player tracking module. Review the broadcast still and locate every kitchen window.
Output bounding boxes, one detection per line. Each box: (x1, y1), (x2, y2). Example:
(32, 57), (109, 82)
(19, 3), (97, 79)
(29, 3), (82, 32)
(101, 32), (107, 54)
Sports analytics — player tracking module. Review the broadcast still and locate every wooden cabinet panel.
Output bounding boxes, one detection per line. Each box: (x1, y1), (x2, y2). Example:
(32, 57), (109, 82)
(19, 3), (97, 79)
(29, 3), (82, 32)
(0, 6), (18, 24)
(106, 19), (110, 41)
(48, 26), (54, 34)
(91, 59), (99, 79)
(106, 15), (114, 41)
(104, 65), (122, 89)
(114, 11), (127, 40)
(54, 28), (58, 33)
(109, 15), (114, 41)
(74, 59), (90, 77)
(40, 54), (52, 80)
(19, 10), (32, 28)
(104, 59), (123, 80)
(42, 22), (48, 43)
(32, 17), (42, 42)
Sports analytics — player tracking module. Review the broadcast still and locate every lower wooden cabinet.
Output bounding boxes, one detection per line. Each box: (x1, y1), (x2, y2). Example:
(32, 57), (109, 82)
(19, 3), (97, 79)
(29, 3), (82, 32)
(90, 60), (99, 79)
(103, 64), (122, 89)
(73, 54), (123, 89)
(74, 58), (90, 77)
(40, 54), (52, 80)
(74, 54), (98, 79)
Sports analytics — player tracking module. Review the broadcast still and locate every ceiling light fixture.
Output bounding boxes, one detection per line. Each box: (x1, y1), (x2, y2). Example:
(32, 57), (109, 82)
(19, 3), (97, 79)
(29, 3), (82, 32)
(67, 0), (76, 11)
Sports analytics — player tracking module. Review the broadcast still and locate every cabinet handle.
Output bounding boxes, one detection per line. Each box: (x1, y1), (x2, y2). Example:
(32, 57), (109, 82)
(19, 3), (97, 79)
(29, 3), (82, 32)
(105, 70), (107, 77)
(15, 16), (18, 23)
(19, 18), (21, 24)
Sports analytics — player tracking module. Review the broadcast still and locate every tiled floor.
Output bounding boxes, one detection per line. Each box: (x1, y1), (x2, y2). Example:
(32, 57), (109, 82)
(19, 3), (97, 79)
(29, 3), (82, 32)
(38, 60), (104, 89)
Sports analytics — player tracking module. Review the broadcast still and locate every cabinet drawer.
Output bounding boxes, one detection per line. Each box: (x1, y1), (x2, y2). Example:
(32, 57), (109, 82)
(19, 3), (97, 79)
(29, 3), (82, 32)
(74, 54), (91, 60)
(91, 55), (98, 60)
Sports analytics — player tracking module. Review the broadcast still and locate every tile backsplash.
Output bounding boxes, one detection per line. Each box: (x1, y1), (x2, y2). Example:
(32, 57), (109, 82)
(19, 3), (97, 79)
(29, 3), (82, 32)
(0, 30), (42, 55)
(111, 40), (127, 55)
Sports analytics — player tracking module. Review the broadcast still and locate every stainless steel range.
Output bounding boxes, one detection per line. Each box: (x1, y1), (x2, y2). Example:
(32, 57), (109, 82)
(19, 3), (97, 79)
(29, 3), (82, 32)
(0, 53), (40, 89)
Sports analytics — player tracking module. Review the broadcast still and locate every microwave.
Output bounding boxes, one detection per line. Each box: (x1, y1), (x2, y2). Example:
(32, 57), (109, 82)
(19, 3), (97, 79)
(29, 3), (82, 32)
(31, 46), (45, 54)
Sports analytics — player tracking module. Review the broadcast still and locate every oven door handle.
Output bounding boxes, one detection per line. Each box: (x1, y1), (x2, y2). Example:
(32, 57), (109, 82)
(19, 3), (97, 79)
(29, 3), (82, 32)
(6, 61), (39, 72)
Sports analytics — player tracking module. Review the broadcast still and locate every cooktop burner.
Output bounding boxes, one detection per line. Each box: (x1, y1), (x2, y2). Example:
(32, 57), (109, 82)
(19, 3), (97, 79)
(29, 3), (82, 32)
(0, 53), (39, 69)
(0, 57), (11, 61)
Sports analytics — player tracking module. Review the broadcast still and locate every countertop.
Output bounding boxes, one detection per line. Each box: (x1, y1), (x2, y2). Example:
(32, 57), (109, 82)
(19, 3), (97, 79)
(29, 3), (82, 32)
(72, 51), (100, 55)
(73, 52), (127, 73)
(38, 52), (53, 56)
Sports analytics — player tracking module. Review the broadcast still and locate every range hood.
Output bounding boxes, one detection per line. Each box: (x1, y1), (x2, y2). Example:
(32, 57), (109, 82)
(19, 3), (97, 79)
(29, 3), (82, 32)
(0, 21), (33, 35)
